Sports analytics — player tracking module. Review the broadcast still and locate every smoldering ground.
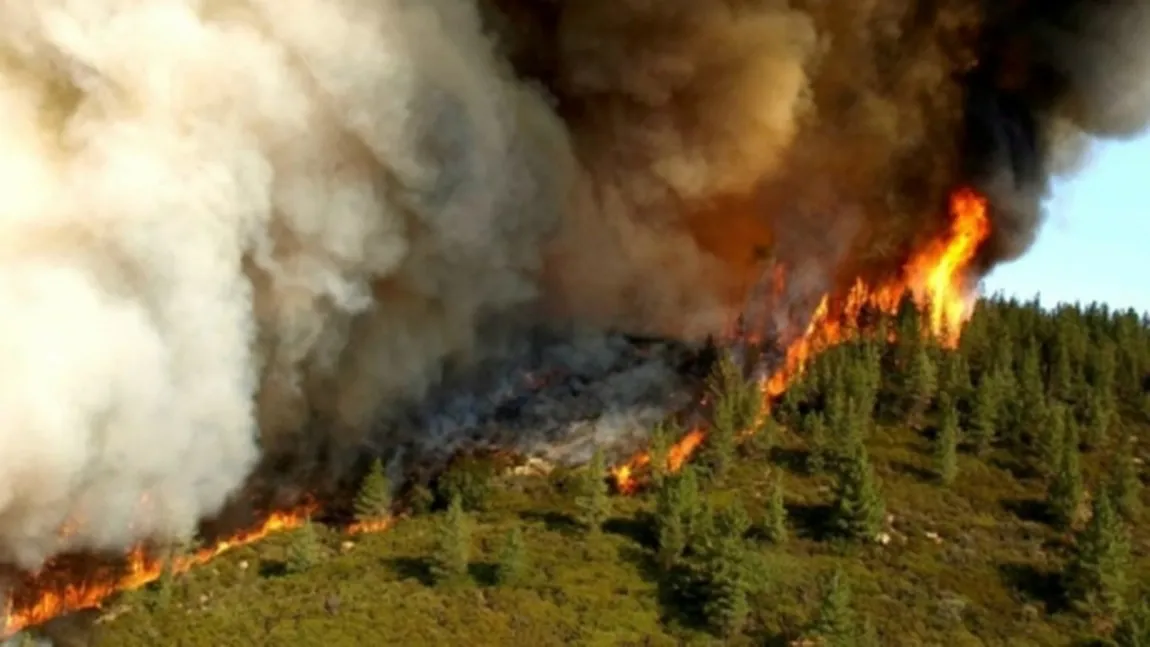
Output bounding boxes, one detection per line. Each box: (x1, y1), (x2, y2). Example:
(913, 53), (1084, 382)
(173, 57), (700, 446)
(0, 0), (1147, 574)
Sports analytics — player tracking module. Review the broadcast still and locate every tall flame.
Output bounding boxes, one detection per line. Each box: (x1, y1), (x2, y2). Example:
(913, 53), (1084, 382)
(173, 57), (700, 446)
(0, 188), (989, 636)
(612, 187), (991, 493)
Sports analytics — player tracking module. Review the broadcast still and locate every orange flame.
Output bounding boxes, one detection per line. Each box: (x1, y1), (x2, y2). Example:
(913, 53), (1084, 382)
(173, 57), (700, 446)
(1, 189), (991, 636)
(3, 502), (318, 636)
(611, 187), (991, 493)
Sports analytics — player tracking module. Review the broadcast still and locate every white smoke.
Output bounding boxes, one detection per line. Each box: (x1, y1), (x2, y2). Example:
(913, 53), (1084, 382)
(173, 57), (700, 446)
(0, 0), (572, 568)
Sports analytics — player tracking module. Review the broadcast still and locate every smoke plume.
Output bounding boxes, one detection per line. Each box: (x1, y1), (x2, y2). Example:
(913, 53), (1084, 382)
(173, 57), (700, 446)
(0, 0), (1147, 570)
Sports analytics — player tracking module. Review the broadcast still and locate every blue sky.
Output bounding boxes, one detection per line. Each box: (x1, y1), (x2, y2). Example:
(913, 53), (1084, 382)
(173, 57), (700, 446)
(981, 133), (1150, 315)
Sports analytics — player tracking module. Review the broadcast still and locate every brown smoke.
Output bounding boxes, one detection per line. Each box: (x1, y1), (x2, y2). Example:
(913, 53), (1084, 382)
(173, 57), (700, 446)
(487, 0), (1150, 334)
(0, 0), (1147, 574)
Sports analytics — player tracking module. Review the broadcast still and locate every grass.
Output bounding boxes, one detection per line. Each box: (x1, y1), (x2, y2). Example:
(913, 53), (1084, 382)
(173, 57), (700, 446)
(86, 414), (1149, 647)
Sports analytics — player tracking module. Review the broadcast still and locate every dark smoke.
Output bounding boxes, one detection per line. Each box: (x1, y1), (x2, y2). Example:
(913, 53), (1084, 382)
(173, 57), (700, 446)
(1, 0), (1148, 582)
(487, 0), (1150, 308)
(965, 0), (1150, 268)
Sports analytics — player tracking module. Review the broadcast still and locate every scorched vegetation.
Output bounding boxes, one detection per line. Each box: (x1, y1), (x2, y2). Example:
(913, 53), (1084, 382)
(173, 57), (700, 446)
(88, 295), (1150, 647)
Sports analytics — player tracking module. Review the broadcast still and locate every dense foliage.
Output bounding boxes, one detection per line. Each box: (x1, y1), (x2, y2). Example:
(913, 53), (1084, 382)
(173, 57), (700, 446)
(87, 296), (1150, 646)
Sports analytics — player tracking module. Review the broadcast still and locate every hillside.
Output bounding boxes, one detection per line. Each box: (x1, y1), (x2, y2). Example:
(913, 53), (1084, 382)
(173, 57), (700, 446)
(71, 296), (1150, 646)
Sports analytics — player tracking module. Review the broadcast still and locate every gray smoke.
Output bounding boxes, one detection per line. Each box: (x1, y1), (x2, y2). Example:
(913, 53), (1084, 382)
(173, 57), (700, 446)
(0, 0), (570, 568)
(2, 0), (1149, 574)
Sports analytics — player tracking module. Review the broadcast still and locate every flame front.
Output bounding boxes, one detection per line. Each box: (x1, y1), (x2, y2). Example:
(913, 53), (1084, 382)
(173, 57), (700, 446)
(3, 504), (318, 636)
(612, 187), (991, 493)
(1, 189), (990, 635)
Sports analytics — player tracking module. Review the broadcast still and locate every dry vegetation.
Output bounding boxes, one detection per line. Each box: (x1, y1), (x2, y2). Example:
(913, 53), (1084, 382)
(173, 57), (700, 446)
(86, 295), (1150, 647)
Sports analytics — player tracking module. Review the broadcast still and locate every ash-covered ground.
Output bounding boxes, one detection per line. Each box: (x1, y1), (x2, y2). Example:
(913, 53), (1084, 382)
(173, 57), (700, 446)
(394, 330), (717, 470)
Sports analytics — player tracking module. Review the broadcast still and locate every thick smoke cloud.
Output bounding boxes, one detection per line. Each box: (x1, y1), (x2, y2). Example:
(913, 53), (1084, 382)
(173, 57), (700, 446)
(0, 0), (1148, 572)
(0, 0), (570, 568)
(966, 0), (1150, 266)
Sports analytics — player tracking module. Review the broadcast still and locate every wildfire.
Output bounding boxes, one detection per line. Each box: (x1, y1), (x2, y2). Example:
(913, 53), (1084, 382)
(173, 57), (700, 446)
(3, 502), (318, 636)
(612, 187), (991, 493)
(0, 188), (990, 638)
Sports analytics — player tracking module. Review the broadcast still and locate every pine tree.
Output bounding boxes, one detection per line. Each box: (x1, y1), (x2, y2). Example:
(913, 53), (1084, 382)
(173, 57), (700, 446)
(431, 495), (471, 586)
(655, 467), (702, 569)
(1047, 410), (1084, 530)
(904, 342), (938, 428)
(495, 525), (528, 587)
(1108, 435), (1143, 523)
(1038, 402), (1068, 477)
(935, 394), (960, 486)
(763, 470), (788, 544)
(285, 517), (322, 574)
(940, 351), (973, 408)
(576, 448), (612, 534)
(354, 458), (392, 524)
(1082, 385), (1116, 449)
(1048, 339), (1075, 403)
(436, 456), (495, 512)
(970, 370), (1003, 456)
(701, 533), (751, 637)
(808, 569), (857, 646)
(648, 421), (673, 490)
(703, 353), (759, 480)
(806, 412), (829, 475)
(1064, 489), (1131, 618)
(704, 354), (760, 480)
(1012, 341), (1048, 449)
(831, 444), (885, 542)
(846, 348), (880, 420)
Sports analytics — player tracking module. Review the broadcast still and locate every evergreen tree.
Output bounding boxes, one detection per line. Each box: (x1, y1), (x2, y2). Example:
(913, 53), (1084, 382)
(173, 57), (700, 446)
(1108, 435), (1143, 523)
(970, 370), (1003, 456)
(704, 354), (761, 479)
(431, 495), (471, 586)
(655, 467), (702, 569)
(285, 517), (322, 574)
(576, 448), (612, 534)
(1082, 385), (1116, 449)
(935, 394), (960, 486)
(648, 421), (673, 491)
(849, 344), (882, 419)
(700, 533), (751, 637)
(805, 411), (829, 475)
(1047, 409), (1084, 530)
(808, 569), (858, 646)
(904, 342), (938, 428)
(1011, 341), (1048, 449)
(495, 525), (528, 587)
(1038, 402), (1068, 477)
(940, 351), (973, 408)
(831, 443), (885, 542)
(436, 456), (495, 512)
(763, 470), (788, 544)
(1064, 489), (1131, 618)
(1048, 339), (1075, 403)
(353, 458), (392, 524)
